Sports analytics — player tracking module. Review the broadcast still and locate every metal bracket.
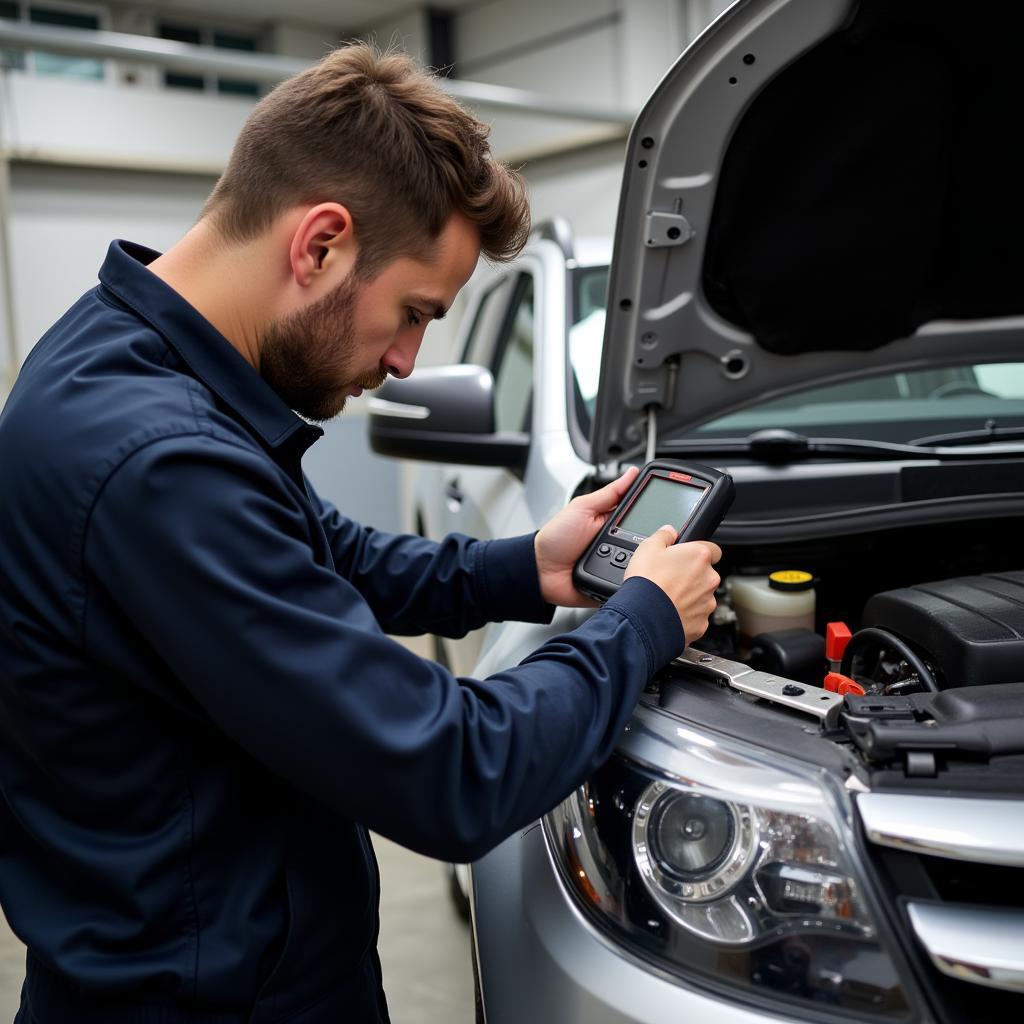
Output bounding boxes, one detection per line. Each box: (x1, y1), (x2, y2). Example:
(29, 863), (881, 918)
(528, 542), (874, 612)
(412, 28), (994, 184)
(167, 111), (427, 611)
(643, 212), (693, 248)
(673, 649), (844, 728)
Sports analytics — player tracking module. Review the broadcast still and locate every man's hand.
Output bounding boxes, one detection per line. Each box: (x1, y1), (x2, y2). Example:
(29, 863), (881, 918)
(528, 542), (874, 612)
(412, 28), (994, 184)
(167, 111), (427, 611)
(625, 527), (722, 643)
(534, 466), (639, 607)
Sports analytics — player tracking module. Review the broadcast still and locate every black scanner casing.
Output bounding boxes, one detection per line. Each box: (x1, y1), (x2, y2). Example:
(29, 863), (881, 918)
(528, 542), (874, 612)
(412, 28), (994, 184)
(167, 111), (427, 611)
(573, 460), (734, 603)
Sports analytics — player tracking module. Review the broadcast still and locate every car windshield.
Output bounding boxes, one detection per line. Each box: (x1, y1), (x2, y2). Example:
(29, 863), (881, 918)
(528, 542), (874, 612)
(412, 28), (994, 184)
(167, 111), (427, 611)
(689, 365), (1024, 444)
(569, 267), (1024, 445)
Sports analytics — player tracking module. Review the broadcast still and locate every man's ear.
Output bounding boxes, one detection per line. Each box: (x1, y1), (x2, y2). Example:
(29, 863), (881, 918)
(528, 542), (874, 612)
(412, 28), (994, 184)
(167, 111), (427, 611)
(288, 203), (357, 288)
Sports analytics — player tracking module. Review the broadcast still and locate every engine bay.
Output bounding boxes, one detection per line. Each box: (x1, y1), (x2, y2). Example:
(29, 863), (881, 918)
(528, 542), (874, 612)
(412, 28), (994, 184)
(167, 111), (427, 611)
(699, 515), (1024, 691)
(678, 515), (1024, 777)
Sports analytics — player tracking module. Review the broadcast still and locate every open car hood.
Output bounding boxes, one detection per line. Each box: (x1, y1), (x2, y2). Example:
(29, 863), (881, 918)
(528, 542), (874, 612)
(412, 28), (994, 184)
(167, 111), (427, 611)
(591, 0), (1024, 464)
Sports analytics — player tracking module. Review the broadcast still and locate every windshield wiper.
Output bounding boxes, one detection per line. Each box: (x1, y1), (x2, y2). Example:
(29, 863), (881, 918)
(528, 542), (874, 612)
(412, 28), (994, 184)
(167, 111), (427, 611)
(910, 422), (1024, 447)
(659, 428), (1024, 462)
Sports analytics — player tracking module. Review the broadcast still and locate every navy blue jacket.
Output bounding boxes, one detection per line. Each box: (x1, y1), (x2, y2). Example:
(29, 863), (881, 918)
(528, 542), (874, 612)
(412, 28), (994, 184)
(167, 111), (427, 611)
(0, 241), (684, 1022)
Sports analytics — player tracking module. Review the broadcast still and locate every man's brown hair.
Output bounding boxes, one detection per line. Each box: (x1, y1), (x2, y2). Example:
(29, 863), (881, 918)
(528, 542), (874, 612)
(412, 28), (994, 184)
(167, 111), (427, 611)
(202, 42), (530, 276)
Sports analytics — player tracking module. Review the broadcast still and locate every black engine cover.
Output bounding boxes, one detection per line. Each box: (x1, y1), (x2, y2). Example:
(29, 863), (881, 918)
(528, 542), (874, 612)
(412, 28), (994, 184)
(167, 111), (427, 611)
(863, 570), (1024, 687)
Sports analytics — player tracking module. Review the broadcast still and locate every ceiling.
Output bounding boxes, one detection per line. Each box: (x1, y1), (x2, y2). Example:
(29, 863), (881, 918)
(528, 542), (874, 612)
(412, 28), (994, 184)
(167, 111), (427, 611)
(132, 0), (483, 33)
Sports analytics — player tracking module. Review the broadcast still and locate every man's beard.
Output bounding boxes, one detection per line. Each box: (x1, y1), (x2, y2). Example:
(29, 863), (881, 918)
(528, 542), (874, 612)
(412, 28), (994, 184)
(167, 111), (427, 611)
(259, 272), (388, 422)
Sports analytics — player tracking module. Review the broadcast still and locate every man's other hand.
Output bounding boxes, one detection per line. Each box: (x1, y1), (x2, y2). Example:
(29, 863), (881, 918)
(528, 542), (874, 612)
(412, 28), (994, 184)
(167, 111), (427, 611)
(625, 527), (722, 643)
(534, 466), (639, 607)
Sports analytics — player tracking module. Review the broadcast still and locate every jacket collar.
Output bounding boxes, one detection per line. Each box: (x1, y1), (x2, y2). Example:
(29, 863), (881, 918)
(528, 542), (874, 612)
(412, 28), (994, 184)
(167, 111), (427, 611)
(98, 239), (323, 453)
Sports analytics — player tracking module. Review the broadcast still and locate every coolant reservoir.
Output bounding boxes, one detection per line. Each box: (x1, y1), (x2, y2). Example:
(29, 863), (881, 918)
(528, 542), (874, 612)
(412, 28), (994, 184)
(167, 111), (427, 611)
(728, 570), (816, 651)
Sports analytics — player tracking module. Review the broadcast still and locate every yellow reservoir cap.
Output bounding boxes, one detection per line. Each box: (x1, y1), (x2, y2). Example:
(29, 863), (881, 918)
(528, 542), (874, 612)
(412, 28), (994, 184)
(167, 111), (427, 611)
(768, 569), (814, 592)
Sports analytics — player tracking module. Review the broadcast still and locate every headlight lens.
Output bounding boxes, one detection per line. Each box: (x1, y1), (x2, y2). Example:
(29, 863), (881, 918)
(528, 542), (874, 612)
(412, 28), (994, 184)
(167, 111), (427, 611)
(544, 712), (914, 1019)
(643, 789), (747, 888)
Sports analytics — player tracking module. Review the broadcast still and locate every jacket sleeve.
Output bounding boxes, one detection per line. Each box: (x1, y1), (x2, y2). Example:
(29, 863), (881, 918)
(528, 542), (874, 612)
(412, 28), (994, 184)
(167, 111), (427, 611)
(84, 438), (684, 862)
(306, 482), (553, 637)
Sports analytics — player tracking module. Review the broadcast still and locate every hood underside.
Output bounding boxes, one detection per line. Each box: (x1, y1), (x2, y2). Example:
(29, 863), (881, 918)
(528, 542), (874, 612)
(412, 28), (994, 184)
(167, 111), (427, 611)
(592, 0), (1024, 464)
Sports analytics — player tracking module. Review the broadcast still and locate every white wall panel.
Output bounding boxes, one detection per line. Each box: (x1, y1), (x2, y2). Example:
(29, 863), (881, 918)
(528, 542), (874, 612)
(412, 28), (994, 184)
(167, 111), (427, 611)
(523, 139), (626, 243)
(465, 20), (620, 104)
(620, 0), (688, 107)
(267, 23), (340, 61)
(463, 21), (624, 162)
(8, 163), (215, 363)
(455, 0), (617, 68)
(355, 8), (430, 63)
(1, 74), (250, 173)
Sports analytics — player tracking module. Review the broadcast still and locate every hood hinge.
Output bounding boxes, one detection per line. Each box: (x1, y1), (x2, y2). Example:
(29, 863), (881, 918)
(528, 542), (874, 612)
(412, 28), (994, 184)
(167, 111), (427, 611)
(644, 211), (693, 248)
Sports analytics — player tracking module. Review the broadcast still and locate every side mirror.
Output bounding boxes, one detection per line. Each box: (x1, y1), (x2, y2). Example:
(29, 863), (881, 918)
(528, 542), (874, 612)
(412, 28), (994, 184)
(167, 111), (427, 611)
(367, 365), (530, 470)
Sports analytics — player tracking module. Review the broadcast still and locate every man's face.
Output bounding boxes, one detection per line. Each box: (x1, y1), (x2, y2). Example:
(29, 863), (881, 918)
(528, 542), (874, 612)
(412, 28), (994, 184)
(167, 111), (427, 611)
(260, 214), (481, 421)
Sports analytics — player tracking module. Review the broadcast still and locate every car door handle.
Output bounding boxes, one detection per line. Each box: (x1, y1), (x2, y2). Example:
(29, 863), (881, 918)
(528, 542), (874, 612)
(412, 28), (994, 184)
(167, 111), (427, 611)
(445, 477), (464, 512)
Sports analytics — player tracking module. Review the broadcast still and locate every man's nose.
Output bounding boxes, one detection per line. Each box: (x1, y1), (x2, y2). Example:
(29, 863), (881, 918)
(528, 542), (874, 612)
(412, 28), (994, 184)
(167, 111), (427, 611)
(384, 358), (413, 380)
(383, 337), (422, 379)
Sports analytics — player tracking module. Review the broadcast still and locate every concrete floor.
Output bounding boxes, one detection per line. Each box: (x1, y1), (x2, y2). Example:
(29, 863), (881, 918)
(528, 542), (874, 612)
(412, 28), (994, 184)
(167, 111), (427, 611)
(0, 916), (21, 1022)
(0, 635), (475, 1022)
(0, 836), (474, 1023)
(375, 837), (475, 1023)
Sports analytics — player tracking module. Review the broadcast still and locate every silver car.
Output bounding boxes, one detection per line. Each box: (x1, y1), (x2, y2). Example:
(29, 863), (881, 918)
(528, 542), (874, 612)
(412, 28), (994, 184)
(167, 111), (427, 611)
(369, 0), (1024, 1020)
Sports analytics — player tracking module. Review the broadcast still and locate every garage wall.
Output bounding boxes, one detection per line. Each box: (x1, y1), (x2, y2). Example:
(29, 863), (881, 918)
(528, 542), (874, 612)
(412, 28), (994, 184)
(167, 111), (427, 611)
(8, 164), (215, 363)
(452, 0), (627, 161)
(520, 139), (627, 244)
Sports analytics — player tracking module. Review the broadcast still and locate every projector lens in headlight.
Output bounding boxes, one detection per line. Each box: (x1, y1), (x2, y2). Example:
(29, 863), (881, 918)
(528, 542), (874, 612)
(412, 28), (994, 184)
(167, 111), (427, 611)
(635, 784), (757, 916)
(544, 713), (914, 1019)
(648, 791), (738, 881)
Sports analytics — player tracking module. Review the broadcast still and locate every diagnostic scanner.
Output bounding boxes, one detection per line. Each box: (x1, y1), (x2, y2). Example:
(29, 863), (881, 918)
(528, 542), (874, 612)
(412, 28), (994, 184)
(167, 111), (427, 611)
(573, 460), (734, 602)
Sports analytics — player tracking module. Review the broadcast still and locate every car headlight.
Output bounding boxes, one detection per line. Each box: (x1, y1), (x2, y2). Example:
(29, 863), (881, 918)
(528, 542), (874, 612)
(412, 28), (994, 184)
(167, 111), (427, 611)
(544, 709), (915, 1020)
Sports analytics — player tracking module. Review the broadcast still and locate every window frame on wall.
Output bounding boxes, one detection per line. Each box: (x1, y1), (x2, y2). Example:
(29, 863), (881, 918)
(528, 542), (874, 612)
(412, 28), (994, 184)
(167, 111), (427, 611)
(0, 0), (111, 80)
(157, 20), (262, 98)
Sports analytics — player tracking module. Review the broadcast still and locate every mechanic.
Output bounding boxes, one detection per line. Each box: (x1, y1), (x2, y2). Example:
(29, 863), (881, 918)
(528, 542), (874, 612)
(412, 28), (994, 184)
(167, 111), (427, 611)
(0, 43), (721, 1024)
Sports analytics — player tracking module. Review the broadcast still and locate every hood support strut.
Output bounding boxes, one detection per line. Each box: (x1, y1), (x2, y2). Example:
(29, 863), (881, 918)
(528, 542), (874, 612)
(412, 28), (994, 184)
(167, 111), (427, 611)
(645, 406), (658, 463)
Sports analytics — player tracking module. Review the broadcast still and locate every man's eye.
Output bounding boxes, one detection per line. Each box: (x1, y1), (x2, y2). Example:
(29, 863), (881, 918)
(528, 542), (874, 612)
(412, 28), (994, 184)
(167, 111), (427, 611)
(406, 308), (423, 327)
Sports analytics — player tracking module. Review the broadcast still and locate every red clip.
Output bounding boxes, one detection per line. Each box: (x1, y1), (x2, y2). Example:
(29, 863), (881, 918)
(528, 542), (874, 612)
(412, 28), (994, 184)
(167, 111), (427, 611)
(825, 622), (853, 662)
(824, 672), (865, 697)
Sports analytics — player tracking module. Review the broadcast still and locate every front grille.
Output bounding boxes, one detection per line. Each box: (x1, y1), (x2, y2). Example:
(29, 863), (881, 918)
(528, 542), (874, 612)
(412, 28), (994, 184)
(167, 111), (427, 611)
(923, 855), (1024, 910)
(857, 794), (1024, 1023)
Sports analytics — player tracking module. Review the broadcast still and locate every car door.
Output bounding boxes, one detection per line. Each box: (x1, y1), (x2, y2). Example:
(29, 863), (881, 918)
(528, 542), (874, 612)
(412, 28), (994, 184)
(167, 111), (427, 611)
(427, 270), (537, 676)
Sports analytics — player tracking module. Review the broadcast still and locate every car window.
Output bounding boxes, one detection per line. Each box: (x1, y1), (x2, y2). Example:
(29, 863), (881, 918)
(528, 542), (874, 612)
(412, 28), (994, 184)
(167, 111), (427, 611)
(568, 267), (609, 439)
(492, 275), (534, 434)
(461, 276), (515, 367)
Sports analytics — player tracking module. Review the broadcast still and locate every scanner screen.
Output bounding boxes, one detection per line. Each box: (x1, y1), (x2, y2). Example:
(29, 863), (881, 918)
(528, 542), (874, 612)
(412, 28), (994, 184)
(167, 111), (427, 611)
(619, 476), (706, 538)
